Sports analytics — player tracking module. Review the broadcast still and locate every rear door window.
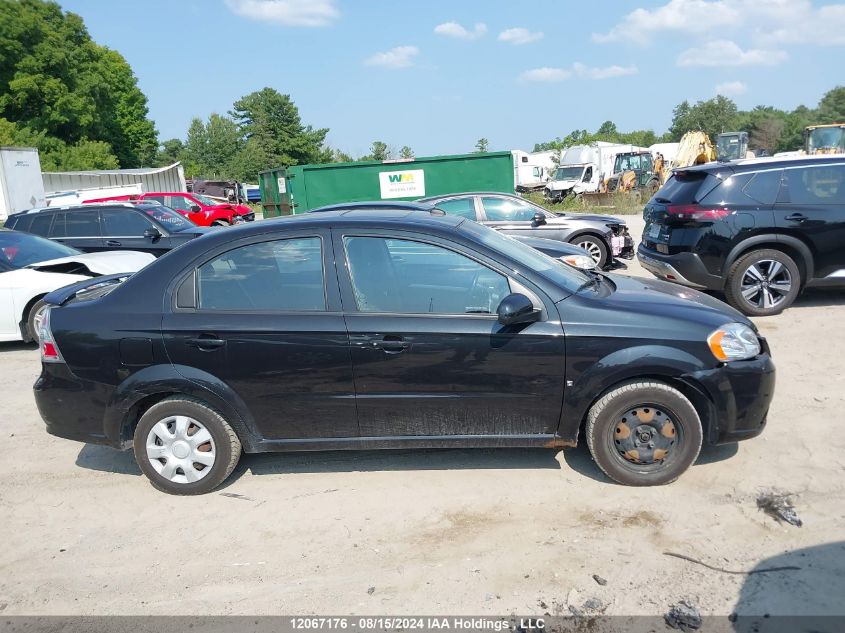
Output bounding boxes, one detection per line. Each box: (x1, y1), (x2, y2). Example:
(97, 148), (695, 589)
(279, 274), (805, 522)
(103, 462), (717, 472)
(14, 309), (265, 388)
(51, 210), (101, 237)
(434, 198), (478, 220)
(780, 164), (845, 205)
(197, 237), (325, 311)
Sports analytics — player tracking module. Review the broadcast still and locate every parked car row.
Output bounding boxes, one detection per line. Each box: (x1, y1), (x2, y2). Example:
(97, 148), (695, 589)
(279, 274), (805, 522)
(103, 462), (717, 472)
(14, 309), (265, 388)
(638, 154), (845, 316)
(84, 191), (255, 226)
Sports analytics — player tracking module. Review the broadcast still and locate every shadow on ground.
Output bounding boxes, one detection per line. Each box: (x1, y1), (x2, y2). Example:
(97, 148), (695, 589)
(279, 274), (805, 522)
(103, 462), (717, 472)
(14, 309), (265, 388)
(0, 341), (36, 353)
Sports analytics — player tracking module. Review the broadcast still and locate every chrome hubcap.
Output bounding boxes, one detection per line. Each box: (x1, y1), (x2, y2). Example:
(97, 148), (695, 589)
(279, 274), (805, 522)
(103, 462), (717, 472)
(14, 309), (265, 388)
(576, 240), (602, 264)
(146, 416), (215, 484)
(740, 260), (792, 310)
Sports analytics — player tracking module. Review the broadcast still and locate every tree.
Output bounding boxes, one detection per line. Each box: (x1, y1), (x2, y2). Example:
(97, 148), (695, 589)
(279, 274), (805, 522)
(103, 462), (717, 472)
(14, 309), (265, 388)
(596, 120), (618, 137)
(230, 87), (329, 169)
(156, 138), (184, 166)
(776, 105), (814, 152)
(0, 0), (158, 168)
(366, 140), (390, 161)
(816, 86), (845, 124)
(399, 145), (414, 159)
(668, 95), (738, 141)
(475, 138), (489, 153)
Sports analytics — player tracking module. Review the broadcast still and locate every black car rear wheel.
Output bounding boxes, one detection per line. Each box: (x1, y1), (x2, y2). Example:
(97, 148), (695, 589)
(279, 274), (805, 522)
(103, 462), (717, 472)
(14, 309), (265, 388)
(134, 397), (242, 495)
(571, 235), (609, 268)
(586, 381), (702, 486)
(724, 249), (801, 317)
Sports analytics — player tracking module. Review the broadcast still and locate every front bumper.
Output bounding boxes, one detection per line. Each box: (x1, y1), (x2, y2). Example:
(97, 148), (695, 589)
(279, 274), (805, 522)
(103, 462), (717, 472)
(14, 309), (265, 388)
(637, 245), (721, 289)
(612, 232), (635, 260)
(684, 352), (775, 445)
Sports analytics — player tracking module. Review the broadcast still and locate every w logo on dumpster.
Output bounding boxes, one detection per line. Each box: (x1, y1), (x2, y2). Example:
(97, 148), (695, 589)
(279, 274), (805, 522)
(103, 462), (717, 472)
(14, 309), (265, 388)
(379, 169), (426, 199)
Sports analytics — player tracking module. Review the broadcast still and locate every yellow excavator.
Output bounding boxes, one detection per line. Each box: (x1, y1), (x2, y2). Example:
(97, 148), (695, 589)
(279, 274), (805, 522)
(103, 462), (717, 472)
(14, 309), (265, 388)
(660, 131), (716, 183)
(804, 124), (845, 155)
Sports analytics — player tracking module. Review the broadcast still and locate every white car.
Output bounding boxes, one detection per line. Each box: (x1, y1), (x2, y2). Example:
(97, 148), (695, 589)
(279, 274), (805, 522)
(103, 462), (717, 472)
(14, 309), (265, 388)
(0, 229), (154, 343)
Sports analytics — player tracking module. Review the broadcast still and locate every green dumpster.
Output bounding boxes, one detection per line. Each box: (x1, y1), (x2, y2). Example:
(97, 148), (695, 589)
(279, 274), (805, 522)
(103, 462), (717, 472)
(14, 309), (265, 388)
(259, 151), (514, 216)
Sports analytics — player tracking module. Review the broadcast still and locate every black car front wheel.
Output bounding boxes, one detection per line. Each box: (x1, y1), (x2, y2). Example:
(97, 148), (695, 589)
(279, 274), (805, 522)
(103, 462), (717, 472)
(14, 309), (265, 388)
(724, 249), (801, 316)
(571, 235), (609, 268)
(586, 381), (703, 486)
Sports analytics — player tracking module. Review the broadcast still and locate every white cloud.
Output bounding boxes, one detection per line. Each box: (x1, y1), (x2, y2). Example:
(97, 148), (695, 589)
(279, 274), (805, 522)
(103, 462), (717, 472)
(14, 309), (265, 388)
(520, 67), (571, 82)
(573, 62), (639, 79)
(225, 0), (339, 27)
(498, 27), (543, 45)
(715, 80), (747, 96)
(677, 40), (787, 66)
(593, 0), (845, 47)
(592, 0), (738, 44)
(364, 46), (420, 69)
(433, 21), (488, 40)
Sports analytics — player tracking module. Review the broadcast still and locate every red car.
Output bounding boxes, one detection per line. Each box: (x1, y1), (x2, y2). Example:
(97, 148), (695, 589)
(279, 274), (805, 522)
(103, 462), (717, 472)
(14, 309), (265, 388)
(85, 192), (255, 227)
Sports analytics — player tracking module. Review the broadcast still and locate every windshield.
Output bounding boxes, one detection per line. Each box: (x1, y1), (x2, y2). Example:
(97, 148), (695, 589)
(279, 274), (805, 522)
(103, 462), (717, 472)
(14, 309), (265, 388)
(0, 230), (80, 270)
(808, 127), (845, 153)
(140, 205), (197, 232)
(192, 193), (219, 206)
(459, 220), (590, 292)
(717, 135), (743, 160)
(554, 166), (585, 181)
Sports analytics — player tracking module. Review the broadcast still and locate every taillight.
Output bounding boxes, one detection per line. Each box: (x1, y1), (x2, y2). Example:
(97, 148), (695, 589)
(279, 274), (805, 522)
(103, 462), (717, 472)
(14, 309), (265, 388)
(39, 307), (64, 364)
(666, 204), (731, 221)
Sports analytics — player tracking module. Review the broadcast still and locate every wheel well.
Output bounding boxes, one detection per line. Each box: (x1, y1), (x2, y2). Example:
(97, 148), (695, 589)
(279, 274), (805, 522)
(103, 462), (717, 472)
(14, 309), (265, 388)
(569, 231), (608, 247)
(577, 375), (715, 443)
(728, 241), (809, 288)
(19, 293), (47, 341)
(120, 392), (180, 442)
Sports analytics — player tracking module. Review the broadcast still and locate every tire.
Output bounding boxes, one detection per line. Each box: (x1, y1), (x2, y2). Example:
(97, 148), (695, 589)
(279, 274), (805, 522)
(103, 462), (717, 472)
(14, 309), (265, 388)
(133, 397), (242, 495)
(25, 298), (48, 342)
(586, 380), (703, 486)
(724, 249), (801, 317)
(571, 234), (609, 268)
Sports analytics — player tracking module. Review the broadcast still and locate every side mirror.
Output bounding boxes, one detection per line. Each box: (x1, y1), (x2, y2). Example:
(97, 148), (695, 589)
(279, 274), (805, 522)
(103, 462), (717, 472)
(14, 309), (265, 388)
(532, 212), (547, 226)
(189, 204), (202, 213)
(497, 293), (541, 326)
(144, 227), (162, 240)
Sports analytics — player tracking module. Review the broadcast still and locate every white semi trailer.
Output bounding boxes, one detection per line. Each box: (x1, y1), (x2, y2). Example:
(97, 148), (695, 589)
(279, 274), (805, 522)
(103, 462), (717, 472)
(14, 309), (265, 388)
(543, 142), (642, 202)
(0, 147), (46, 221)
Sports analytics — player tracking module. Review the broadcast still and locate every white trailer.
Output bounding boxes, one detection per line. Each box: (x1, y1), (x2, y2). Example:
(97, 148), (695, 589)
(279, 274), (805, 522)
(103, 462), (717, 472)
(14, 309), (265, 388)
(0, 147), (46, 221)
(512, 150), (557, 192)
(544, 142), (641, 201)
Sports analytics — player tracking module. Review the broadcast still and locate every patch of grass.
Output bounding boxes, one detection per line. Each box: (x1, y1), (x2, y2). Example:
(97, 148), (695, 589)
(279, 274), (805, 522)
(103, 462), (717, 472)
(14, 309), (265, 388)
(524, 191), (645, 216)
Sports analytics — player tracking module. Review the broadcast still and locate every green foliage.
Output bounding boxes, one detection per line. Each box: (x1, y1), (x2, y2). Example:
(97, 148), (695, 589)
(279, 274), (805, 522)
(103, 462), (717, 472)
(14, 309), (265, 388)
(668, 95), (738, 141)
(362, 140), (390, 161)
(230, 87), (329, 170)
(816, 86), (845, 124)
(400, 145), (414, 159)
(475, 138), (489, 153)
(533, 123), (660, 153)
(156, 138), (184, 166)
(0, 0), (157, 169)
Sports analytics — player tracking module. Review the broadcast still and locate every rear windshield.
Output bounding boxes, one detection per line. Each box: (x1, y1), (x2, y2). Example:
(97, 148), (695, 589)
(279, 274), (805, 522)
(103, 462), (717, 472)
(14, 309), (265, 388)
(653, 171), (719, 204)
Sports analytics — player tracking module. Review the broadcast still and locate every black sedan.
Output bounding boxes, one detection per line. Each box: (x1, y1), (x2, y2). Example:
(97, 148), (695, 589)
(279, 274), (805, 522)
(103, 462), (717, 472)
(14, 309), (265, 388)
(34, 205), (774, 494)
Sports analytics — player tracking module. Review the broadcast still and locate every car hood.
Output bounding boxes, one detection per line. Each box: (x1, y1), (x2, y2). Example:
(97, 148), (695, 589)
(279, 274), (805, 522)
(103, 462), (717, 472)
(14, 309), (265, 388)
(548, 179), (579, 190)
(212, 203), (252, 215)
(591, 273), (752, 329)
(25, 250), (155, 275)
(549, 213), (625, 225)
(512, 235), (589, 257)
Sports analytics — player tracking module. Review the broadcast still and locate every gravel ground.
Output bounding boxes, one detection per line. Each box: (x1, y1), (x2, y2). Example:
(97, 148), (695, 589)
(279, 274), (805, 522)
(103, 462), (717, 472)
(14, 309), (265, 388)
(1, 216), (844, 617)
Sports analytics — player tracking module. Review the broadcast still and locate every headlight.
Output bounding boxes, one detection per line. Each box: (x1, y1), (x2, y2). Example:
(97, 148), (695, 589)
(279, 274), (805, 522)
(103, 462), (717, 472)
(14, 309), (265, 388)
(707, 322), (760, 361)
(560, 254), (597, 270)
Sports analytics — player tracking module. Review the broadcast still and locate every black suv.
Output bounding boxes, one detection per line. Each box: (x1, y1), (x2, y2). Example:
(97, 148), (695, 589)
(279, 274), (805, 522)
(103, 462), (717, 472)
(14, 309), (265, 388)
(638, 156), (845, 316)
(4, 203), (209, 257)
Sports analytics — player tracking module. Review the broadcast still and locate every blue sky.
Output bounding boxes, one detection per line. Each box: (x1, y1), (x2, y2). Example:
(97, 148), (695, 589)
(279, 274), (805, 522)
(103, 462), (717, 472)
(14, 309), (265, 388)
(61, 0), (845, 157)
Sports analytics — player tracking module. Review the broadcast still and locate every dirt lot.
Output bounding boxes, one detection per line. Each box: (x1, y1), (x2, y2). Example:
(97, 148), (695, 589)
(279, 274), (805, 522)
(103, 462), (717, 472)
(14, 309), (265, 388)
(1, 215), (844, 617)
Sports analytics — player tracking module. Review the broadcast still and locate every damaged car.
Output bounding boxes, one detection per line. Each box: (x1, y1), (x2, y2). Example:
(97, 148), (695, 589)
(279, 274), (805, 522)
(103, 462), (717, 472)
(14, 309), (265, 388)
(0, 229), (154, 342)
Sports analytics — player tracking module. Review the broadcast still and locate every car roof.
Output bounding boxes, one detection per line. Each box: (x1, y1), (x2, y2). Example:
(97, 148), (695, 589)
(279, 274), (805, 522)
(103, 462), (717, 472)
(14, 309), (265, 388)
(417, 191), (520, 201)
(678, 154), (845, 174)
(309, 200), (437, 213)
(8, 201), (160, 216)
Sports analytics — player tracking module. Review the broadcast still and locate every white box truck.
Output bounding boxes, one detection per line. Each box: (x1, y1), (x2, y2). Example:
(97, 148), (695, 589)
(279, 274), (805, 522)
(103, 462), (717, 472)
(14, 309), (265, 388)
(0, 147), (46, 222)
(543, 142), (639, 202)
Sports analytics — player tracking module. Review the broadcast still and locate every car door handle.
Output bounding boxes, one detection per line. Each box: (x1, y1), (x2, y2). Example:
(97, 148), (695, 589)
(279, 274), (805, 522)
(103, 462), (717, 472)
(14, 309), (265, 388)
(105, 240), (122, 247)
(784, 213), (807, 222)
(185, 336), (226, 351)
(372, 336), (409, 353)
